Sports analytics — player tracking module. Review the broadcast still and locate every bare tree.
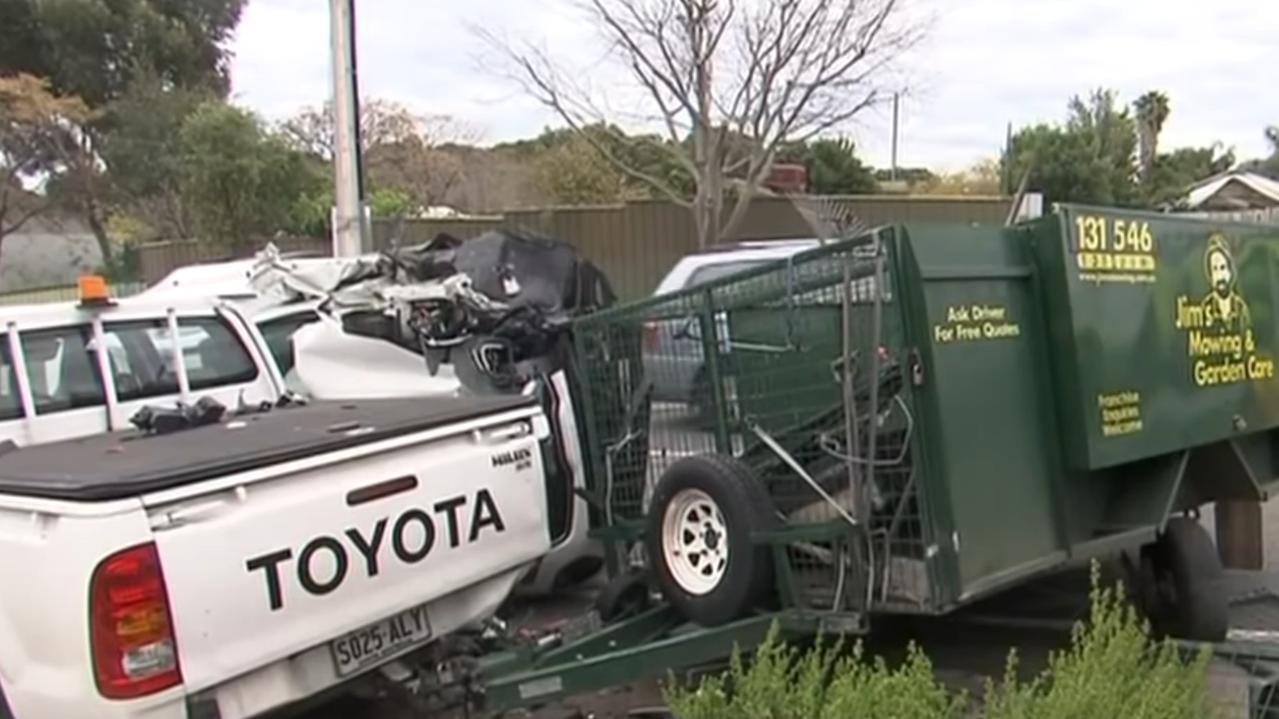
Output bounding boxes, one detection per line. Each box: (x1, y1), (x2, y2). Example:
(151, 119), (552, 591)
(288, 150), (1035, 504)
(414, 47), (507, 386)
(280, 99), (481, 211)
(480, 0), (922, 247)
(281, 99), (476, 160)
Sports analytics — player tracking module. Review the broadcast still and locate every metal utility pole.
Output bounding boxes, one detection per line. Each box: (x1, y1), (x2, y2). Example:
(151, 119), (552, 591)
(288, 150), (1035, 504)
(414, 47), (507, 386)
(329, 0), (365, 257)
(1002, 121), (1012, 195)
(890, 92), (900, 183)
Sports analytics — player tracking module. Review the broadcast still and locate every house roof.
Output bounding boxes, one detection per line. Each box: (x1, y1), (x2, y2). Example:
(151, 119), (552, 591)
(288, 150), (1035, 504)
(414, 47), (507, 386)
(1185, 171), (1279, 209)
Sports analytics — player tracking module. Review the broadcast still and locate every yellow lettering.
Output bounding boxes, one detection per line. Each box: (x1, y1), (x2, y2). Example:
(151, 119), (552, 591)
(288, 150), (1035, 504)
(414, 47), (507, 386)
(1073, 216), (1158, 283)
(1097, 391), (1140, 408)
(1249, 355), (1275, 380)
(1194, 358), (1248, 386)
(971, 304), (1006, 321)
(982, 321), (1020, 338)
(1188, 330), (1243, 359)
(935, 304), (1020, 345)
(1175, 296), (1203, 330)
(1098, 389), (1143, 438)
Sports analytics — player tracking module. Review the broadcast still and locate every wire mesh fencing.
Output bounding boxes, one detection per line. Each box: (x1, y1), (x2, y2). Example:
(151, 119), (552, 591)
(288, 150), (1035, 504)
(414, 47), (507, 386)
(571, 228), (938, 614)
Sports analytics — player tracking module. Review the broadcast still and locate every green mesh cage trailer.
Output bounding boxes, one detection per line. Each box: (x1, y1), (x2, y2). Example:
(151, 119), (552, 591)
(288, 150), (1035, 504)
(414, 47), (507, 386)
(567, 204), (1279, 643)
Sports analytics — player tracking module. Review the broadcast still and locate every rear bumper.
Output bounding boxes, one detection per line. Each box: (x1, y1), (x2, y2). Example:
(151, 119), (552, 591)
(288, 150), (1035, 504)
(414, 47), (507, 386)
(0, 565), (529, 719)
(189, 565), (528, 719)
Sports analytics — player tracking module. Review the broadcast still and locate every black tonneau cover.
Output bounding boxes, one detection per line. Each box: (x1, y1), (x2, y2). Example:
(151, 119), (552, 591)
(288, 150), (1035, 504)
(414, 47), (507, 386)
(0, 395), (536, 501)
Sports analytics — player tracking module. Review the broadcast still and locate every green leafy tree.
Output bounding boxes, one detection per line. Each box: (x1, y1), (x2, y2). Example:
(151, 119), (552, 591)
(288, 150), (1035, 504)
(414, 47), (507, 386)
(1007, 89), (1138, 207)
(288, 185), (334, 239)
(0, 0), (248, 255)
(97, 75), (212, 240)
(0, 0), (246, 106)
(1066, 89), (1139, 204)
(506, 124), (695, 204)
(178, 103), (324, 254)
(1146, 145), (1235, 207)
(1007, 123), (1095, 205)
(535, 134), (630, 204)
(368, 187), (415, 218)
(798, 138), (878, 195)
(0, 73), (94, 256)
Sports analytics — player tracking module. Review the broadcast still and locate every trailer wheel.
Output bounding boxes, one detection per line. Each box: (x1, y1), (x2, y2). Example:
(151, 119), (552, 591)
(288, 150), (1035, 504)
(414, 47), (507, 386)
(1144, 517), (1228, 641)
(647, 455), (777, 626)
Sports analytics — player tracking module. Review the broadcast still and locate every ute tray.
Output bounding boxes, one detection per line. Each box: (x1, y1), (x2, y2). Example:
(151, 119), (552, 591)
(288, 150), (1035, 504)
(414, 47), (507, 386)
(0, 395), (535, 501)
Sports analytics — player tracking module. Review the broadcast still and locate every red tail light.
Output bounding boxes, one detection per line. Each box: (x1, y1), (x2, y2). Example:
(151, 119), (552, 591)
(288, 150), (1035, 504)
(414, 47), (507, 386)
(90, 543), (182, 699)
(643, 323), (660, 351)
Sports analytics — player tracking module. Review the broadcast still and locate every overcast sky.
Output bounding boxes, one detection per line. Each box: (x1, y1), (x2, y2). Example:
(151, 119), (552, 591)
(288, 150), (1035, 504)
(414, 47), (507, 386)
(228, 0), (1277, 172)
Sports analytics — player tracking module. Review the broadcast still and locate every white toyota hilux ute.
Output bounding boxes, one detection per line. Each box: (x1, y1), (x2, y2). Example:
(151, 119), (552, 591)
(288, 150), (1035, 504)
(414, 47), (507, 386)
(0, 393), (554, 719)
(0, 290), (563, 718)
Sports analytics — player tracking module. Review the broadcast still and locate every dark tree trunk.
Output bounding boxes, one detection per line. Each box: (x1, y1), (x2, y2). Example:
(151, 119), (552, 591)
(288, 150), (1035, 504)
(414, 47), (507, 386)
(83, 198), (113, 266)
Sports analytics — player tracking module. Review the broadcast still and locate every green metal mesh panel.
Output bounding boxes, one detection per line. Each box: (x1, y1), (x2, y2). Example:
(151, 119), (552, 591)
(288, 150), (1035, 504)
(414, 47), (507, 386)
(571, 229), (936, 612)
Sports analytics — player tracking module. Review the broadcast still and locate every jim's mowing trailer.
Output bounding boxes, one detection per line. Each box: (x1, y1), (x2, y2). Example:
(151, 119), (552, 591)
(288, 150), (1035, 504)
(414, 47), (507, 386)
(468, 205), (1279, 711)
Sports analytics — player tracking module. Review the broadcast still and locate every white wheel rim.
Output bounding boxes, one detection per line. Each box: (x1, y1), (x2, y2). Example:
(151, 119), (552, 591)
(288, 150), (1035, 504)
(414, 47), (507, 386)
(661, 488), (729, 595)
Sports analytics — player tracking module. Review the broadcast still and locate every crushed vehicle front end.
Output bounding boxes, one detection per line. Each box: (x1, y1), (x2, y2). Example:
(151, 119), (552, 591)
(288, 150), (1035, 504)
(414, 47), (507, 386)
(244, 230), (628, 595)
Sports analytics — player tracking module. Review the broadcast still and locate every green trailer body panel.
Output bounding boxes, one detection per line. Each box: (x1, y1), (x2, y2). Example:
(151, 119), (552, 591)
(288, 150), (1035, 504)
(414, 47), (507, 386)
(899, 225), (1069, 602)
(1035, 205), (1279, 470)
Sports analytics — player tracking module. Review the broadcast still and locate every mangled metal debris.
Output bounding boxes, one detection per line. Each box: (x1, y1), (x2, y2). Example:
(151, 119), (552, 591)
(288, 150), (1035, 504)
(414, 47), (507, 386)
(250, 229), (617, 396)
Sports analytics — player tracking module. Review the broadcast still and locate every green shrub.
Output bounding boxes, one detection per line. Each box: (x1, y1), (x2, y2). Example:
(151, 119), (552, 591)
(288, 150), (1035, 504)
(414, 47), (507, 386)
(663, 562), (1212, 719)
(663, 629), (965, 719)
(984, 563), (1212, 719)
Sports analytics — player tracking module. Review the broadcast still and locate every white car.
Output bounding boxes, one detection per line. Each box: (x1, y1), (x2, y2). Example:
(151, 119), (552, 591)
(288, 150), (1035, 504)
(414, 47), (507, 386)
(643, 239), (820, 418)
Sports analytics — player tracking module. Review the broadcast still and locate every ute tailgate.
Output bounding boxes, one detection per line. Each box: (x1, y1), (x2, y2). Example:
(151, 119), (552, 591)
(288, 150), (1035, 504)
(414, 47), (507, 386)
(140, 397), (550, 693)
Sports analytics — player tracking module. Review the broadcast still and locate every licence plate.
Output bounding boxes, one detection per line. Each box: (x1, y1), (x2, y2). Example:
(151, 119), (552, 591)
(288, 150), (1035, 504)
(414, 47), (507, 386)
(330, 604), (432, 677)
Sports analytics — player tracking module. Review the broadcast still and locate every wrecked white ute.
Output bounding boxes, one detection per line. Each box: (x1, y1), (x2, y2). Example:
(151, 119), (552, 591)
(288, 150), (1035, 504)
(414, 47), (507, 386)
(0, 395), (551, 719)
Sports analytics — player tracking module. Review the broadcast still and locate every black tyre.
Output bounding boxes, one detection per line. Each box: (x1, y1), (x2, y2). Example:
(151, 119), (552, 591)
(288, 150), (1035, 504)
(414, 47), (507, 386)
(1144, 517), (1228, 641)
(647, 455), (777, 626)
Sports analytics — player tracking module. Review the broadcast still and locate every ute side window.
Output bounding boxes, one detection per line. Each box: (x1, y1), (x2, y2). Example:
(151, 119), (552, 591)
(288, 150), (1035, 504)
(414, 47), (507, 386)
(258, 311), (320, 376)
(19, 326), (105, 415)
(105, 316), (259, 400)
(685, 260), (768, 289)
(0, 335), (20, 420)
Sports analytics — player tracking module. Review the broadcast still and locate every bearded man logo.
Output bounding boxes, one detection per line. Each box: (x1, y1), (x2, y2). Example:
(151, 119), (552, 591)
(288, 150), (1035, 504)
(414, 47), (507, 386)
(1201, 233), (1250, 332)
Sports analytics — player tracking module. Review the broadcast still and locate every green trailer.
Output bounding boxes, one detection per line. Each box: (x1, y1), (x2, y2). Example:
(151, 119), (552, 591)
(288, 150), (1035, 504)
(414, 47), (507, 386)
(566, 204), (1279, 634)
(459, 205), (1279, 713)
